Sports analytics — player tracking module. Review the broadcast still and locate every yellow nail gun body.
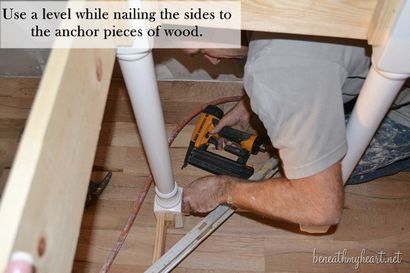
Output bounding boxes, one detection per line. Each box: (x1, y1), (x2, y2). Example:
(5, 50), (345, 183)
(182, 105), (264, 178)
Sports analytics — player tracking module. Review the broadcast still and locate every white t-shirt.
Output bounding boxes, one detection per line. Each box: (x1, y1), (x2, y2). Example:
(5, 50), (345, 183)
(244, 33), (409, 179)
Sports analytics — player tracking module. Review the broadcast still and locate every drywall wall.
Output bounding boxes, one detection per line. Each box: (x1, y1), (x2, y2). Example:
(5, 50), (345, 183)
(0, 49), (49, 77)
(0, 49), (243, 81)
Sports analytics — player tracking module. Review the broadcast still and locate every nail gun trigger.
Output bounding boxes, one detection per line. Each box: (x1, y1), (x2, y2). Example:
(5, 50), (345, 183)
(209, 137), (219, 148)
(211, 118), (219, 127)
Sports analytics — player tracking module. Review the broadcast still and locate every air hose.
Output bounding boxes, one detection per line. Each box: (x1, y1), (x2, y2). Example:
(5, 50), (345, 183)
(99, 96), (242, 273)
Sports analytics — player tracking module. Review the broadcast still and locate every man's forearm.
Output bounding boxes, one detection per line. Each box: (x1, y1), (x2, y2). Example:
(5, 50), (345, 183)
(221, 163), (344, 226)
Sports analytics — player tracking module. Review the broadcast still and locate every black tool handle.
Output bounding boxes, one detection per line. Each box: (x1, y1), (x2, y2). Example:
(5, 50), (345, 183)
(204, 105), (252, 144)
(203, 105), (224, 119)
(224, 145), (249, 159)
(219, 126), (252, 144)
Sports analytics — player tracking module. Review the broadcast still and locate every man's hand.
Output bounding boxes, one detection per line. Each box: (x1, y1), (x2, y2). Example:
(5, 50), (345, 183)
(183, 47), (248, 64)
(212, 96), (253, 134)
(210, 96), (254, 149)
(182, 176), (232, 213)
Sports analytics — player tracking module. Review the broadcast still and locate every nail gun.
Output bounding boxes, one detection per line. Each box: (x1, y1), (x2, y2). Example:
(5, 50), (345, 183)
(182, 105), (264, 179)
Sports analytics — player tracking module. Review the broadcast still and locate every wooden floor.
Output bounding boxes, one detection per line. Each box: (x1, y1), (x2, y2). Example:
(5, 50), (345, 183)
(1, 77), (409, 273)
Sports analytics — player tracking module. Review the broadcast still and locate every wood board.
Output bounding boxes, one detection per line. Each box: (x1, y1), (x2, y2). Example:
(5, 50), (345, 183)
(0, 48), (116, 272)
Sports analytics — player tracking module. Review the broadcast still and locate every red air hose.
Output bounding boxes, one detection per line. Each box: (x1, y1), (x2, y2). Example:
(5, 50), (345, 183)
(99, 96), (242, 273)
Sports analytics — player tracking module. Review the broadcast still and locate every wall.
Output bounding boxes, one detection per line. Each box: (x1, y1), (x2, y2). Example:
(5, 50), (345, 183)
(0, 49), (243, 81)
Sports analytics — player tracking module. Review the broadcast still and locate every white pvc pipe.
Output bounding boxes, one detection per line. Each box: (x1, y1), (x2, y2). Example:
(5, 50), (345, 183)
(342, 65), (408, 182)
(117, 48), (181, 209)
(4, 252), (33, 273)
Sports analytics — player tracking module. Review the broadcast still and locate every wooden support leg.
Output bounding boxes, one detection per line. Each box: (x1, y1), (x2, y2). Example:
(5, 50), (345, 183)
(152, 212), (176, 263)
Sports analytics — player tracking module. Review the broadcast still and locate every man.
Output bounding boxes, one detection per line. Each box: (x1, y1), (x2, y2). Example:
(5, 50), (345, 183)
(182, 34), (410, 226)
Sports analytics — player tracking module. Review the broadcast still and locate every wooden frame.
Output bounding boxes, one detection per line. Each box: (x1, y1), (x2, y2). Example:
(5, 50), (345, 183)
(0, 0), (404, 272)
(0, 48), (116, 272)
(242, 0), (378, 40)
